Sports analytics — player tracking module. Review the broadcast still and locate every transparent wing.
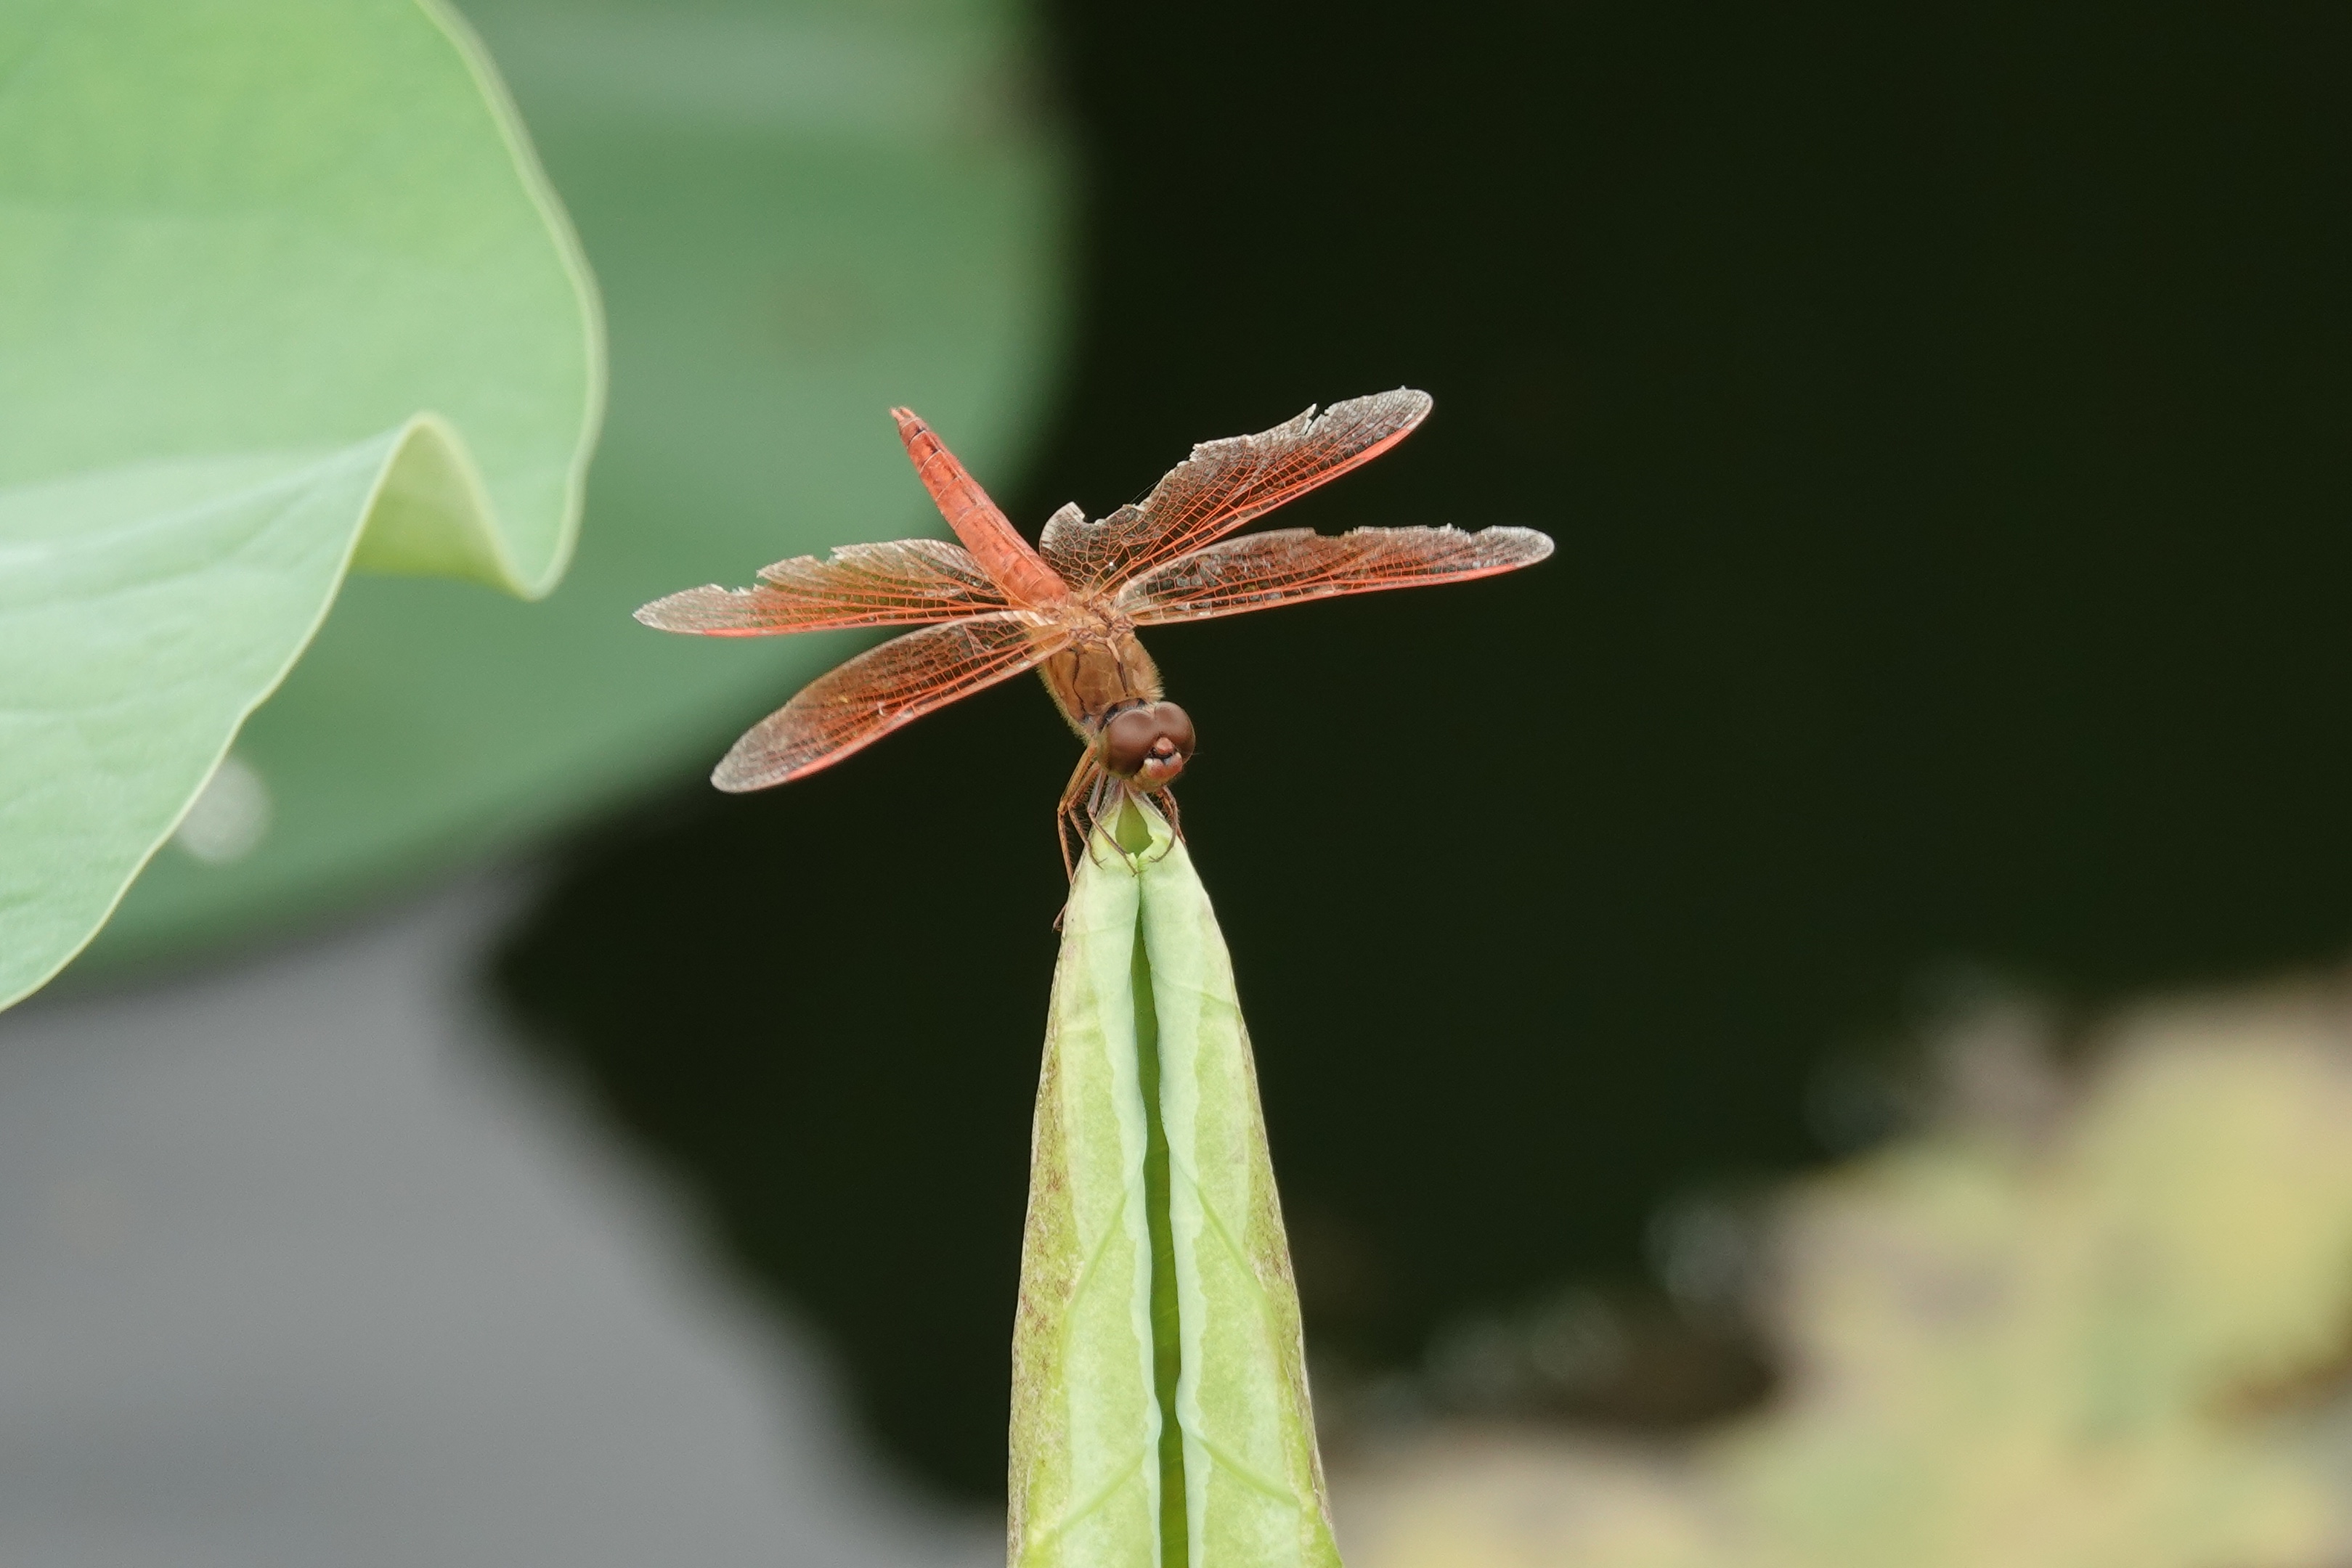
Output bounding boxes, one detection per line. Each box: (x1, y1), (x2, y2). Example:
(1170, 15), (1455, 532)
(713, 612), (1066, 791)
(1040, 388), (1432, 591)
(636, 538), (1006, 636)
(1119, 526), (1554, 626)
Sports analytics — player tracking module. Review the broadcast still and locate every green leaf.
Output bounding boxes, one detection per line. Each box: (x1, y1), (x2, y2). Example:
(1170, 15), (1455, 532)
(86, 0), (1072, 971)
(0, 0), (602, 1008)
(1014, 806), (1343, 1568)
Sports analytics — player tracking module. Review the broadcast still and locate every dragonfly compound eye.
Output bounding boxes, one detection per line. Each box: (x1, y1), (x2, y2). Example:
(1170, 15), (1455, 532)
(1154, 702), (1196, 757)
(1104, 706), (1162, 777)
(1104, 702), (1197, 781)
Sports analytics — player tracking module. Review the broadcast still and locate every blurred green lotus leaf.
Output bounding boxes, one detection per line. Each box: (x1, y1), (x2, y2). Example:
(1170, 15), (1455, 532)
(86, 0), (1070, 969)
(0, 0), (601, 1008)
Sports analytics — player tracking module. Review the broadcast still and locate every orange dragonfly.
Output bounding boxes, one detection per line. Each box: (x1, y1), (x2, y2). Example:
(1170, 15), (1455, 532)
(636, 389), (1553, 873)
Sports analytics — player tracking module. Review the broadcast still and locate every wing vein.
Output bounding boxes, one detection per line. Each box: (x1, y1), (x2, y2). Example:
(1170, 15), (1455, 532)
(638, 536), (1007, 636)
(1118, 525), (1553, 625)
(714, 612), (1067, 789)
(1041, 389), (1433, 590)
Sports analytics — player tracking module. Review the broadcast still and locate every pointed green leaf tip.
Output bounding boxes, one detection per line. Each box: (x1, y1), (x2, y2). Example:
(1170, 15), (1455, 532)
(1012, 804), (1342, 1568)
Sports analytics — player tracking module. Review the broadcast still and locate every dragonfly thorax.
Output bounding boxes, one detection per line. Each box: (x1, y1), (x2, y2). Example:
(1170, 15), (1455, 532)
(1039, 621), (1162, 735)
(1037, 619), (1194, 791)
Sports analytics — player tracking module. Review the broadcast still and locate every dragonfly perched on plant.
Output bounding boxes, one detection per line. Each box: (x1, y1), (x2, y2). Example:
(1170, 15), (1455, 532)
(636, 389), (1554, 873)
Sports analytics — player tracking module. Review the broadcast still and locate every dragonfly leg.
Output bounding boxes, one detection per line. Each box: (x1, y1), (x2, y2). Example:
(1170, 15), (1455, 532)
(1154, 785), (1184, 847)
(1055, 748), (1102, 883)
(1083, 772), (1117, 867)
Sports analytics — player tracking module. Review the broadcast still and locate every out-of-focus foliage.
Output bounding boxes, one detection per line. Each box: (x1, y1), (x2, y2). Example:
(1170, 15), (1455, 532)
(87, 0), (1070, 968)
(1338, 981), (2352, 1568)
(0, 0), (601, 1008)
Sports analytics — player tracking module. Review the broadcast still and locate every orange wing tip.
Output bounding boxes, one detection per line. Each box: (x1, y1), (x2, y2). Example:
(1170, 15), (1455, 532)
(1492, 526), (1555, 561)
(1327, 386), (1433, 439)
(710, 757), (769, 792)
(712, 741), (847, 793)
(635, 585), (743, 633)
(1458, 526), (1555, 580)
(634, 589), (710, 629)
(711, 738), (797, 792)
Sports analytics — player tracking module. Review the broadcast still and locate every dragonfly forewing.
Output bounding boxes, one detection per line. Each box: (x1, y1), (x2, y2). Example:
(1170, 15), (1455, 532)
(1039, 388), (1433, 592)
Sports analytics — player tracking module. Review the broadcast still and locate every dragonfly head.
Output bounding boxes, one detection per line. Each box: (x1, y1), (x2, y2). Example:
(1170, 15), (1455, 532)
(1102, 701), (1195, 791)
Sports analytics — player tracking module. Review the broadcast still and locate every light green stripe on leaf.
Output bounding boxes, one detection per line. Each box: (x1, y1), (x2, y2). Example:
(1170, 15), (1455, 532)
(1013, 826), (1162, 1568)
(1012, 804), (1343, 1568)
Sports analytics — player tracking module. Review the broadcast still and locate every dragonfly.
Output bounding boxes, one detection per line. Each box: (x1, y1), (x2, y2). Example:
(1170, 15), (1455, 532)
(635, 388), (1554, 874)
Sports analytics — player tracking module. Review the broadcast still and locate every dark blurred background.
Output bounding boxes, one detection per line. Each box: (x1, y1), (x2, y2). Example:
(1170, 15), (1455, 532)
(493, 3), (2352, 1503)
